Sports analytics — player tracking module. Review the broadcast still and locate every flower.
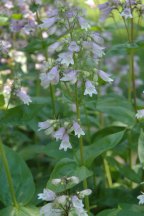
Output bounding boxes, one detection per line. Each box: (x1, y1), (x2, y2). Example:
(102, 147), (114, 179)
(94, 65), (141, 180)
(84, 80), (97, 97)
(67, 176), (80, 184)
(59, 133), (72, 151)
(85, 0), (96, 8)
(51, 178), (62, 185)
(78, 16), (91, 30)
(98, 70), (113, 83)
(53, 127), (66, 141)
(38, 189), (56, 201)
(121, 8), (133, 19)
(40, 203), (62, 216)
(40, 66), (59, 88)
(78, 189), (92, 198)
(55, 195), (68, 205)
(68, 41), (80, 53)
(39, 17), (58, 29)
(137, 193), (144, 205)
(38, 120), (51, 131)
(16, 88), (32, 105)
(73, 121), (85, 138)
(136, 109), (144, 119)
(58, 52), (74, 67)
(60, 70), (77, 84)
(71, 196), (88, 215)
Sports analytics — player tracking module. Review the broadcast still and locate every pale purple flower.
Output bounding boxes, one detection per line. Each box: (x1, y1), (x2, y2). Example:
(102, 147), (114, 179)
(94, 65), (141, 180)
(136, 109), (144, 119)
(55, 195), (68, 205)
(59, 133), (72, 151)
(98, 2), (112, 22)
(53, 127), (65, 141)
(16, 88), (32, 105)
(91, 32), (104, 45)
(38, 189), (56, 201)
(98, 70), (113, 83)
(58, 52), (74, 67)
(84, 80), (97, 97)
(47, 66), (59, 84)
(73, 122), (85, 138)
(40, 203), (62, 216)
(10, 19), (25, 32)
(40, 66), (59, 88)
(71, 196), (88, 215)
(121, 8), (133, 19)
(68, 41), (80, 53)
(4, 1), (14, 9)
(39, 17), (57, 29)
(137, 193), (144, 205)
(60, 70), (77, 84)
(38, 120), (51, 131)
(78, 16), (91, 30)
(0, 40), (11, 54)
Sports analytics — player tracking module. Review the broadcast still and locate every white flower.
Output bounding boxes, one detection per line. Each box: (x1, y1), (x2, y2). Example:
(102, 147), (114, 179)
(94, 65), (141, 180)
(16, 88), (32, 105)
(85, 0), (96, 8)
(73, 122), (85, 138)
(79, 189), (92, 198)
(59, 133), (72, 151)
(137, 193), (144, 205)
(67, 176), (80, 184)
(68, 41), (80, 53)
(58, 52), (74, 67)
(136, 109), (144, 119)
(38, 188), (56, 201)
(53, 127), (65, 141)
(98, 70), (113, 83)
(51, 178), (62, 185)
(121, 8), (133, 19)
(84, 80), (97, 97)
(40, 203), (62, 216)
(38, 120), (51, 131)
(78, 16), (91, 30)
(0, 40), (11, 54)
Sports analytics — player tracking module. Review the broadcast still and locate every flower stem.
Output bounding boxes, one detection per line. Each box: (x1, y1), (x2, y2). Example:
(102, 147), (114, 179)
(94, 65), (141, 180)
(0, 139), (19, 208)
(74, 83), (90, 215)
(50, 84), (56, 117)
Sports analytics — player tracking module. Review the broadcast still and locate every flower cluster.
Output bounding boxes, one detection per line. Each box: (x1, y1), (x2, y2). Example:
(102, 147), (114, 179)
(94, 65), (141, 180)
(38, 120), (85, 151)
(38, 176), (92, 216)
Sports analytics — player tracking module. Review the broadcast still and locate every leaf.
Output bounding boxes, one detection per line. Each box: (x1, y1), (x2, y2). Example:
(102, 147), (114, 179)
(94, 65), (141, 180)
(0, 206), (39, 216)
(46, 158), (93, 193)
(97, 204), (144, 216)
(0, 145), (35, 206)
(0, 103), (43, 126)
(0, 94), (5, 107)
(0, 16), (8, 26)
(96, 94), (135, 126)
(77, 131), (125, 167)
(138, 129), (144, 164)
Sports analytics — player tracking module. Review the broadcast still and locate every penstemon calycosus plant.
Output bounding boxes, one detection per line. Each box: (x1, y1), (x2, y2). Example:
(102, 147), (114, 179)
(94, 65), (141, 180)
(1, 0), (144, 215)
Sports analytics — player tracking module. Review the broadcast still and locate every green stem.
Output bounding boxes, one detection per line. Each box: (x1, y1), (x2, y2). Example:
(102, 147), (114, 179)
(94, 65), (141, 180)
(0, 139), (19, 208)
(103, 158), (113, 188)
(50, 84), (56, 117)
(74, 83), (90, 215)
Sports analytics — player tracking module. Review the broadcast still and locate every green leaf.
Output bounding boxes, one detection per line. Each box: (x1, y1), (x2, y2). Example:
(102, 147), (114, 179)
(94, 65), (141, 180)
(0, 94), (5, 107)
(138, 129), (144, 164)
(96, 94), (135, 126)
(0, 145), (35, 206)
(0, 16), (8, 26)
(0, 206), (39, 216)
(46, 158), (93, 193)
(0, 103), (43, 126)
(77, 131), (125, 167)
(97, 204), (144, 216)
